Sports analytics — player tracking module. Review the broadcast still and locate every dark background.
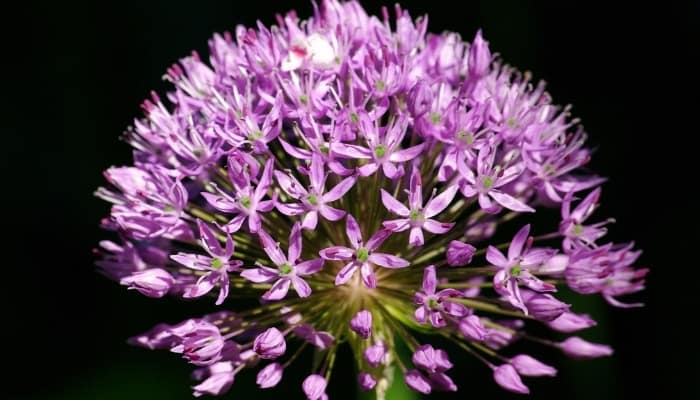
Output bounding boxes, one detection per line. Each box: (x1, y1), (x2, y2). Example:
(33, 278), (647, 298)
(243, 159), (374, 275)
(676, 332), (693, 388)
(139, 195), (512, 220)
(6, 1), (699, 399)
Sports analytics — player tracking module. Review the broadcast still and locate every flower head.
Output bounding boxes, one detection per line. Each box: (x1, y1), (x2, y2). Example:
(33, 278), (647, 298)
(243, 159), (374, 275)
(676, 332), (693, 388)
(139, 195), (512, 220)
(96, 1), (647, 397)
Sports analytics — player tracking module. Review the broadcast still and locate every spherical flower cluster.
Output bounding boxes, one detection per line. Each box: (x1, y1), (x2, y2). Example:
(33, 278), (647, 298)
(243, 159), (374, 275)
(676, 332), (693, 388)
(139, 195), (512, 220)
(95, 1), (647, 397)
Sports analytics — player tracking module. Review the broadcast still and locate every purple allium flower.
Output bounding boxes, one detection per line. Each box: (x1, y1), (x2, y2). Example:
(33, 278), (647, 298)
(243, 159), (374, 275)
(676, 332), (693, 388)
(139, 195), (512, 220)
(240, 222), (323, 300)
(319, 215), (408, 288)
(95, 1), (647, 396)
(381, 166), (458, 246)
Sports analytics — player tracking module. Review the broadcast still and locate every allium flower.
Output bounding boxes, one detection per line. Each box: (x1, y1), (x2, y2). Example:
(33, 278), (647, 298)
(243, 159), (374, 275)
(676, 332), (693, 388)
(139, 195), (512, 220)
(95, 1), (647, 397)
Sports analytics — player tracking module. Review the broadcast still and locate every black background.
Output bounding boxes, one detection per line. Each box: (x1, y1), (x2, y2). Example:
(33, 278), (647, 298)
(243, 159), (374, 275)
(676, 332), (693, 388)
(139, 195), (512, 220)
(6, 1), (699, 399)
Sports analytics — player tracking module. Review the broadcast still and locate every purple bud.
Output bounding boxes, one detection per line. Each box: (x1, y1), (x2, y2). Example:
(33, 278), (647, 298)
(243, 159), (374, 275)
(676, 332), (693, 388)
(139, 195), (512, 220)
(192, 362), (235, 397)
(493, 364), (530, 394)
(170, 320), (224, 366)
(447, 241), (476, 266)
(468, 29), (491, 79)
(560, 337), (613, 359)
(546, 312), (597, 333)
(253, 327), (286, 359)
(459, 315), (488, 341)
(302, 374), (327, 400)
(525, 294), (570, 322)
(404, 370), (432, 394)
(364, 342), (387, 368)
(256, 363), (283, 389)
(510, 354), (557, 377)
(358, 372), (377, 391)
(430, 372), (457, 391)
(350, 310), (372, 339)
(120, 268), (174, 298)
(407, 81), (432, 117)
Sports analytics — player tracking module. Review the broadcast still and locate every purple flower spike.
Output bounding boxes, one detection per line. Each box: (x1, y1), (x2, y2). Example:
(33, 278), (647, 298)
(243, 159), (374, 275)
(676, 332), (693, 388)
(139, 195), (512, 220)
(256, 363), (283, 389)
(510, 355), (557, 377)
(381, 166), (458, 246)
(120, 268), (174, 298)
(414, 265), (468, 327)
(350, 310), (372, 339)
(560, 337), (613, 359)
(96, 1), (648, 396)
(241, 223), (323, 300)
(320, 215), (408, 288)
(493, 364), (530, 394)
(253, 327), (286, 360)
(302, 374), (328, 400)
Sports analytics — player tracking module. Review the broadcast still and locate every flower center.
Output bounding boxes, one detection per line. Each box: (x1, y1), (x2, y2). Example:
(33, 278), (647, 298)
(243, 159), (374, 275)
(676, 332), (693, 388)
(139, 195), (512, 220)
(376, 80), (385, 91)
(572, 224), (584, 235)
(482, 176), (494, 190)
(248, 130), (263, 141)
(306, 194), (319, 205)
(507, 117), (517, 128)
(357, 247), (369, 262)
(510, 264), (522, 276)
(280, 263), (293, 275)
(374, 145), (387, 159)
(430, 113), (441, 125)
(299, 94), (309, 105)
(240, 196), (251, 208)
(410, 209), (421, 221)
(427, 297), (440, 309)
(457, 131), (474, 145)
(211, 258), (224, 269)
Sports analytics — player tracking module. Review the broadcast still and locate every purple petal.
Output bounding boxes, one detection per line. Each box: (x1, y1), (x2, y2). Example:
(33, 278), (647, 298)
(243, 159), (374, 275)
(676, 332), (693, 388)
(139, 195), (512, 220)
(409, 227), (424, 246)
(366, 228), (392, 251)
(360, 262), (377, 288)
(493, 364), (530, 394)
(422, 265), (437, 294)
(302, 210), (319, 230)
(309, 153), (325, 189)
(408, 166), (423, 209)
(490, 190), (535, 213)
(276, 202), (305, 216)
(296, 258), (324, 275)
(201, 192), (238, 213)
(319, 246), (354, 260)
(485, 246), (508, 268)
(383, 218), (411, 232)
(358, 162), (380, 177)
(333, 143), (372, 159)
(291, 276), (312, 297)
(335, 262), (357, 285)
(345, 215), (363, 248)
(288, 222), (302, 262)
(415, 305), (427, 323)
(390, 143), (425, 162)
(241, 267), (278, 283)
(319, 205), (346, 221)
(423, 219), (454, 234)
(274, 171), (306, 199)
(369, 253), (409, 269)
(323, 175), (356, 202)
(508, 224), (531, 260)
(381, 189), (410, 217)
(263, 278), (291, 300)
(424, 185), (459, 218)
